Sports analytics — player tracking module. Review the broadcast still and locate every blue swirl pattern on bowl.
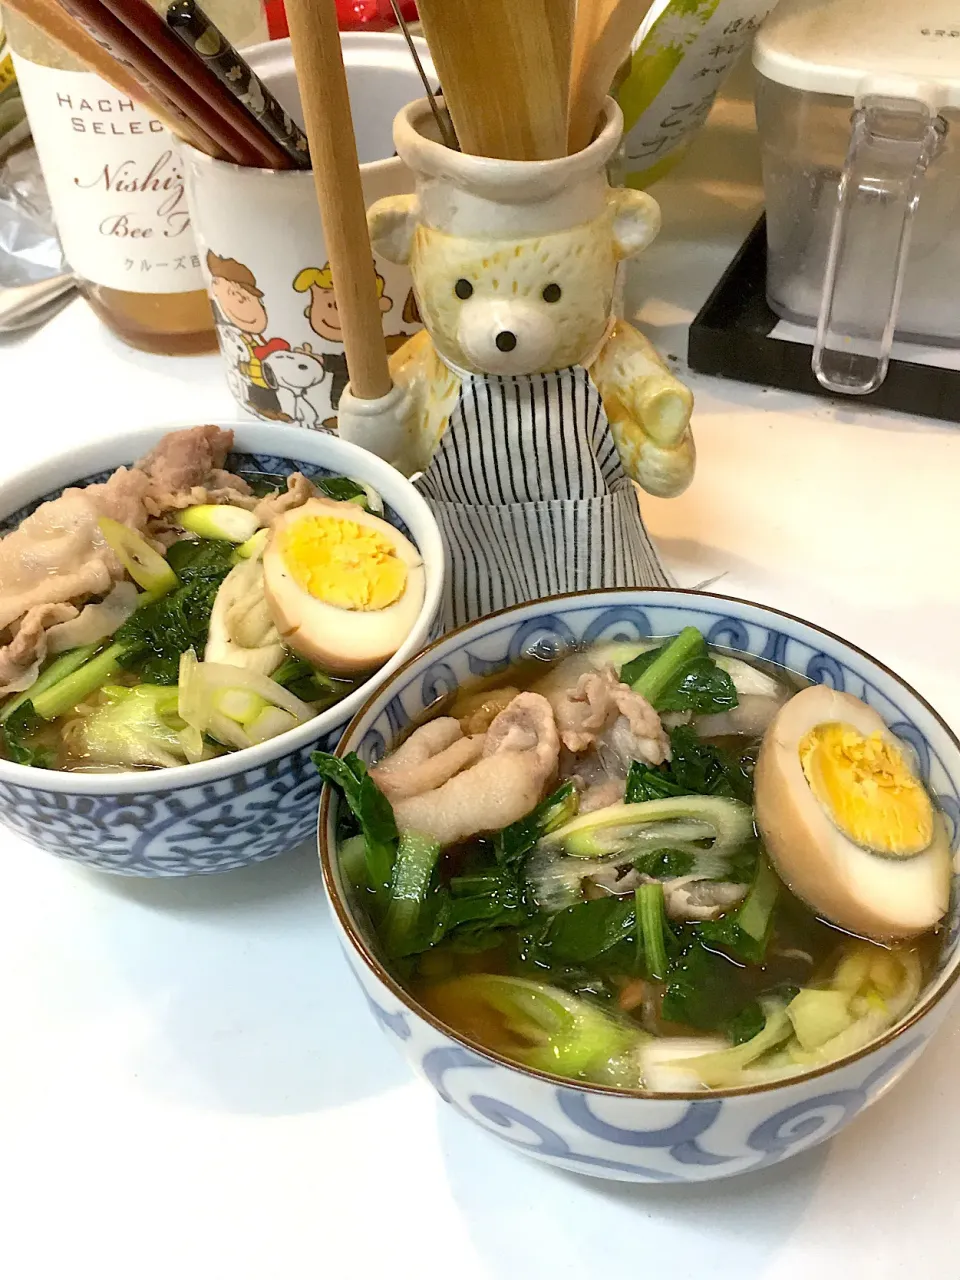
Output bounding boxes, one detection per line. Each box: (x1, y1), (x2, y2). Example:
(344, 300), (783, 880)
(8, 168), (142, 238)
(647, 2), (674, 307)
(0, 426), (443, 876)
(321, 591), (960, 1181)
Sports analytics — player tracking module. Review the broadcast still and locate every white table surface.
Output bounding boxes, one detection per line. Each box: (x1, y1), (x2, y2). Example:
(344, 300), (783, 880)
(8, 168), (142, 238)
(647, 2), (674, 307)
(3, 62), (960, 1280)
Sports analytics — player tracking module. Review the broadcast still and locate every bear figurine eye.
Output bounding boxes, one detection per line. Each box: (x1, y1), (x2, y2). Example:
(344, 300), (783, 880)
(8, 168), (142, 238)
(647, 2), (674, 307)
(542, 283), (562, 304)
(455, 278), (474, 300)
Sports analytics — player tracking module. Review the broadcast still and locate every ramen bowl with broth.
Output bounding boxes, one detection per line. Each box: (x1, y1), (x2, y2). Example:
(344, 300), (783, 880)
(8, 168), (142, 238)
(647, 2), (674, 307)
(0, 423), (443, 876)
(319, 590), (960, 1182)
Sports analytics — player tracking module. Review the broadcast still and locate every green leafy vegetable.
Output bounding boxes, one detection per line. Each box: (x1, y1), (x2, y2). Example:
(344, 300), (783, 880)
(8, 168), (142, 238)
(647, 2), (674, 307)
(165, 537), (238, 582)
(313, 750), (397, 894)
(667, 725), (754, 802)
(495, 780), (579, 868)
(662, 940), (756, 1032)
(0, 701), (54, 768)
(272, 655), (360, 709)
(620, 628), (738, 715)
(538, 897), (636, 963)
(239, 472), (284, 498)
(699, 856), (780, 965)
(632, 848), (695, 879)
(625, 761), (686, 803)
(316, 476), (368, 504)
(727, 1002), (767, 1046)
(116, 539), (236, 685)
(625, 730), (754, 813)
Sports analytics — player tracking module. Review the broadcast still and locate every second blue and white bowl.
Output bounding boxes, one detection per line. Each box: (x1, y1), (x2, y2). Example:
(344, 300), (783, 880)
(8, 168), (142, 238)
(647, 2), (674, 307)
(0, 422), (444, 876)
(320, 589), (960, 1182)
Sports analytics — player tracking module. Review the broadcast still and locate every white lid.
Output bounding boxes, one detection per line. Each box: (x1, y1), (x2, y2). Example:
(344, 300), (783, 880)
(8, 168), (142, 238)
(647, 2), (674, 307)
(754, 0), (960, 110)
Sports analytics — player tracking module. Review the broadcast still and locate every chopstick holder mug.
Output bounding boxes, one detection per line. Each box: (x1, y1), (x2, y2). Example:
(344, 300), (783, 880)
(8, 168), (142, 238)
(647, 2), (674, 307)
(338, 97), (696, 632)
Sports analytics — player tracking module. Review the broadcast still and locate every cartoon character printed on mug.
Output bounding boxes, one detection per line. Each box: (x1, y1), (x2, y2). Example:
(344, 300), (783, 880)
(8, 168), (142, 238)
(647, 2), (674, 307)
(293, 262), (417, 428)
(207, 251), (291, 422)
(260, 341), (330, 430)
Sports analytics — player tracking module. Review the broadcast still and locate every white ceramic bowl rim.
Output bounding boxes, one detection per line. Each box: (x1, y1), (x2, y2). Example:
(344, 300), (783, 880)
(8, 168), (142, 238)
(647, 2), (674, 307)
(319, 587), (960, 1101)
(0, 421), (444, 794)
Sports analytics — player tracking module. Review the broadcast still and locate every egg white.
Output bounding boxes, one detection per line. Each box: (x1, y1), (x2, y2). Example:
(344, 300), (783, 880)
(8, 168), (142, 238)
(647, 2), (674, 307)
(754, 685), (951, 940)
(262, 498), (425, 674)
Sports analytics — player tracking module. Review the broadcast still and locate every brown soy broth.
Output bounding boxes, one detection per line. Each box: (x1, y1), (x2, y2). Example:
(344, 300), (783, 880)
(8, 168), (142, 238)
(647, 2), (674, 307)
(372, 637), (948, 1074)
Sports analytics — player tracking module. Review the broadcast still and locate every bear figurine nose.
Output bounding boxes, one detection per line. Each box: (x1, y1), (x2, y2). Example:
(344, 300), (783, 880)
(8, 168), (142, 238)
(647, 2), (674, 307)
(495, 331), (517, 353)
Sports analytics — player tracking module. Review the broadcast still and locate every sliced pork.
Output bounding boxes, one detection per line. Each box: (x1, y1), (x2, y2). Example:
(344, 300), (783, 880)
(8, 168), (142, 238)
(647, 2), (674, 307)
(0, 603), (79, 694)
(372, 718), (485, 804)
(253, 473), (317, 526)
(390, 693), (560, 846)
(137, 425), (255, 514)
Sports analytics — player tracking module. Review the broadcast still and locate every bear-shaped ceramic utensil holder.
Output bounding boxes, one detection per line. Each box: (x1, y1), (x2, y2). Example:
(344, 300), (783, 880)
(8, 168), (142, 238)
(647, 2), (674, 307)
(338, 98), (695, 631)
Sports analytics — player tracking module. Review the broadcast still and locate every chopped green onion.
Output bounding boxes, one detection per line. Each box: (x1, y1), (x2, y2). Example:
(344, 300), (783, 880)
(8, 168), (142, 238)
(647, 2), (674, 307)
(180, 504), (261, 544)
(214, 687), (266, 726)
(235, 528), (270, 561)
(98, 518), (177, 594)
(786, 989), (854, 1051)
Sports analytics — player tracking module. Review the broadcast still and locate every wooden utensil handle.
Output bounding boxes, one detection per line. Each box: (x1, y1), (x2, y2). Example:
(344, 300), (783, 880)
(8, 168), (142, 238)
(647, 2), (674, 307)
(284, 0), (392, 400)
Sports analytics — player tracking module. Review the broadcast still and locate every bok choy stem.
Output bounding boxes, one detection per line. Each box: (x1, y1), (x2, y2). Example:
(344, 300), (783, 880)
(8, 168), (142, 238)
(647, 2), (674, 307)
(382, 831), (442, 956)
(626, 627), (704, 705)
(31, 642), (126, 721)
(0, 641), (101, 724)
(637, 882), (670, 981)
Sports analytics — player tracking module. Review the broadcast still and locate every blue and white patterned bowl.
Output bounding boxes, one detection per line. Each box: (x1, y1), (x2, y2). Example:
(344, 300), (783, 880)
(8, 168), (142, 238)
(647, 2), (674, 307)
(0, 422), (443, 876)
(319, 589), (960, 1182)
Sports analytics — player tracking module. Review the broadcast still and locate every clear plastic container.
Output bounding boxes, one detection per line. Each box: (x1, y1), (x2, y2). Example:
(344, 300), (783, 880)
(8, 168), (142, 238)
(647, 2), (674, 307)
(754, 0), (960, 395)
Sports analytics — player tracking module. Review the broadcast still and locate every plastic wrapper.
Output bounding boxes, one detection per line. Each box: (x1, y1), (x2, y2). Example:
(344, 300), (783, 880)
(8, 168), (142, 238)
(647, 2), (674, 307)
(0, 143), (65, 287)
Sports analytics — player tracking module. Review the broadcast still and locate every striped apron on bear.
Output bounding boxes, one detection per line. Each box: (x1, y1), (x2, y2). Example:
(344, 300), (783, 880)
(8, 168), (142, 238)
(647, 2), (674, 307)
(415, 364), (669, 632)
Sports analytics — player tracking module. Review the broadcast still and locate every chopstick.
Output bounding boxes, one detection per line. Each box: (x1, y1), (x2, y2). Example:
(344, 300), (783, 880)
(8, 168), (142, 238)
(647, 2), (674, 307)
(166, 0), (310, 169)
(568, 0), (656, 153)
(59, 0), (291, 167)
(2, 0), (220, 155)
(284, 0), (393, 400)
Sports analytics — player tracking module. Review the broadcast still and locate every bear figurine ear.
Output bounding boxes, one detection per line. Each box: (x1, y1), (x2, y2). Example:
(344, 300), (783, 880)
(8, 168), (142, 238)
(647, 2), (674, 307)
(367, 195), (419, 266)
(607, 188), (662, 262)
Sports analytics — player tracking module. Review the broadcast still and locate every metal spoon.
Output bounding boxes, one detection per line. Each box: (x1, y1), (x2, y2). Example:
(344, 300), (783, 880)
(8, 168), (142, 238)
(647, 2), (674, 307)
(0, 273), (76, 333)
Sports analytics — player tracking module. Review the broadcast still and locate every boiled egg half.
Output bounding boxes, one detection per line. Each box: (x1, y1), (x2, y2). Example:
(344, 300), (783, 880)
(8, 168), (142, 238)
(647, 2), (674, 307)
(754, 685), (951, 940)
(262, 498), (424, 674)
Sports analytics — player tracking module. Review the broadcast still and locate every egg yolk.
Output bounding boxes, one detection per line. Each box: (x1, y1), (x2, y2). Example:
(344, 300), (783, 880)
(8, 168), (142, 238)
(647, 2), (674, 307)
(799, 721), (934, 858)
(278, 515), (408, 612)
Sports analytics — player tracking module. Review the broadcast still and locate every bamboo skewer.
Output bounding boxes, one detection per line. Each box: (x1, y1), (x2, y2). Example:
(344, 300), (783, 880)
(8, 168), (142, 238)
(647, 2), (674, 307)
(415, 0), (569, 160)
(2, 0), (219, 155)
(284, 0), (392, 401)
(568, 0), (656, 153)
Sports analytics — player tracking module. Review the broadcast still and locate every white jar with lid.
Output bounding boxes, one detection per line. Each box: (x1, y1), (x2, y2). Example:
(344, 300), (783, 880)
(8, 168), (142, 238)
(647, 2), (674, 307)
(754, 0), (960, 395)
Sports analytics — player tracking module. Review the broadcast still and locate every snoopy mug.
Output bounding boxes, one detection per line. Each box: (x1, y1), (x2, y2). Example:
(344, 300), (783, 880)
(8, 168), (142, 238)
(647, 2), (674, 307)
(338, 98), (696, 632)
(181, 35), (430, 430)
